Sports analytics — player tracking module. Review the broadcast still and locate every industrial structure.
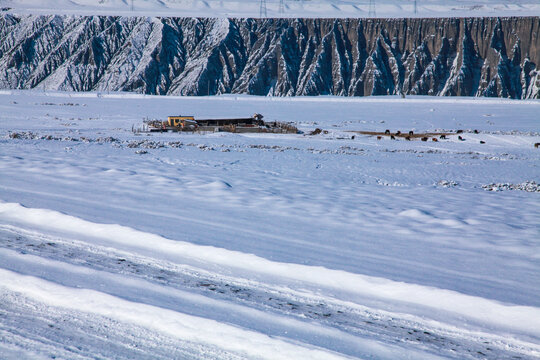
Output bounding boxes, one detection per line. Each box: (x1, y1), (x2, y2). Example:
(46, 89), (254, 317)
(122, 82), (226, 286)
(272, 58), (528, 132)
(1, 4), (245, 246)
(141, 114), (298, 134)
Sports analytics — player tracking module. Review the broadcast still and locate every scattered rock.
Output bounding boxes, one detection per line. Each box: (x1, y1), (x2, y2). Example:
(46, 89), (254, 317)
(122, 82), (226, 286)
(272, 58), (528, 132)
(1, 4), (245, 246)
(96, 136), (120, 143)
(437, 180), (459, 188)
(482, 181), (539, 192)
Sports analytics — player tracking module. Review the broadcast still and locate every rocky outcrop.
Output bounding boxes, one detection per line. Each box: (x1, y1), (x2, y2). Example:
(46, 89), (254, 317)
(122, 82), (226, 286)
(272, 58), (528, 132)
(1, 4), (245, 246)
(0, 14), (538, 98)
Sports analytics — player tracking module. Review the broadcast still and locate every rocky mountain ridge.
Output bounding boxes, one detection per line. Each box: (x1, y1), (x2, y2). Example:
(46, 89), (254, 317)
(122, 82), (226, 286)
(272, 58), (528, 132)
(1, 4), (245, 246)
(1, 15), (538, 98)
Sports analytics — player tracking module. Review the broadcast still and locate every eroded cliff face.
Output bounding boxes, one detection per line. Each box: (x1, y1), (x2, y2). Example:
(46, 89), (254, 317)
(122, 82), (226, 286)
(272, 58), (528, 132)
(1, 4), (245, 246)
(1, 15), (538, 98)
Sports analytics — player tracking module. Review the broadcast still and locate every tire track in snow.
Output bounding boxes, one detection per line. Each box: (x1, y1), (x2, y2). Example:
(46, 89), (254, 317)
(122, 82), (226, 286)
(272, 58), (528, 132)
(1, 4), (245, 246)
(0, 268), (354, 360)
(1, 224), (539, 359)
(0, 182), (535, 300)
(1, 201), (539, 338)
(1, 290), (235, 360)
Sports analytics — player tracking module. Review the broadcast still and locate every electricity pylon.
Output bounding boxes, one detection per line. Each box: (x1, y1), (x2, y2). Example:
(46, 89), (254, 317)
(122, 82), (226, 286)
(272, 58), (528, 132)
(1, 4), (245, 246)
(368, 0), (376, 17)
(259, 0), (267, 18)
(279, 0), (285, 14)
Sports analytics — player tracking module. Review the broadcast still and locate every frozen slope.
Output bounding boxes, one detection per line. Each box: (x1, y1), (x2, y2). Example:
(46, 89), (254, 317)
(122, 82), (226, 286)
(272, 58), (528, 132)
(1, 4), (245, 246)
(0, 91), (539, 359)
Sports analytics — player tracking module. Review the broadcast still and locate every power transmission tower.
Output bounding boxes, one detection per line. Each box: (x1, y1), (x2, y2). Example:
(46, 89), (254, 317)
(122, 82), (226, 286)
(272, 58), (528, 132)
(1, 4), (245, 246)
(259, 0), (267, 18)
(368, 0), (376, 17)
(279, 0), (285, 14)
(414, 0), (417, 15)
(131, 0), (134, 11)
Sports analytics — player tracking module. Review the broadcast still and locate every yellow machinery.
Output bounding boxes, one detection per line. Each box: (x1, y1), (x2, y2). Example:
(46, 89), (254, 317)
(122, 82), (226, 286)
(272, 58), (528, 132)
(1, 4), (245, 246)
(167, 115), (196, 128)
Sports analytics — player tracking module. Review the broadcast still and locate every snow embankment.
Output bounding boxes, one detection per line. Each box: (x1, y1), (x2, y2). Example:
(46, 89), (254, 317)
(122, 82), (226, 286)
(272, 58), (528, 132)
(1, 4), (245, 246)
(1, 201), (539, 341)
(0, 267), (351, 360)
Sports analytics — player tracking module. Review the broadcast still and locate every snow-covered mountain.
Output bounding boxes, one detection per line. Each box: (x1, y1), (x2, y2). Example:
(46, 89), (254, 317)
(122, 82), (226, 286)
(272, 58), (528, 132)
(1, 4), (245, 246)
(1, 14), (539, 98)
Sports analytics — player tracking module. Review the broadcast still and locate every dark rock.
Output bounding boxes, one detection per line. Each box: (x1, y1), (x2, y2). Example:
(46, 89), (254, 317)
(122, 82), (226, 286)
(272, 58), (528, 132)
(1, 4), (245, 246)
(0, 15), (538, 98)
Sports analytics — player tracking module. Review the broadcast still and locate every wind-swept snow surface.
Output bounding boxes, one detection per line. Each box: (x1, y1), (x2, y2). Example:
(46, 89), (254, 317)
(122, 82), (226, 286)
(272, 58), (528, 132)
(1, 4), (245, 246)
(0, 91), (539, 359)
(2, 0), (540, 18)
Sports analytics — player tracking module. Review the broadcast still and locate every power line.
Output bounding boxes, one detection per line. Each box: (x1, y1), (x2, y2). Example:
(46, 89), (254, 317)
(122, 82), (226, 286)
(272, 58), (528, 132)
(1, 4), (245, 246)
(259, 0), (267, 18)
(279, 0), (285, 14)
(368, 0), (376, 17)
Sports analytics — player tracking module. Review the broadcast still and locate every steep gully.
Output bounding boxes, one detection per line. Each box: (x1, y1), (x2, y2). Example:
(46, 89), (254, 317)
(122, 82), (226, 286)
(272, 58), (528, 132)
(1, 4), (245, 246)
(0, 15), (538, 98)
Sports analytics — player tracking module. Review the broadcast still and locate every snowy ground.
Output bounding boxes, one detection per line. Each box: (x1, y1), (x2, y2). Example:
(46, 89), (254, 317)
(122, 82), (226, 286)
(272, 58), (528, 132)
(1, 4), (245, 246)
(1, 0), (540, 18)
(0, 90), (539, 359)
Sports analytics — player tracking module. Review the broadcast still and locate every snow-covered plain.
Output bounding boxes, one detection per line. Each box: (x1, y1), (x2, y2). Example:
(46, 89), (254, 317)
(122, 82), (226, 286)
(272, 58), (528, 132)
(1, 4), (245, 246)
(2, 0), (540, 18)
(0, 90), (539, 359)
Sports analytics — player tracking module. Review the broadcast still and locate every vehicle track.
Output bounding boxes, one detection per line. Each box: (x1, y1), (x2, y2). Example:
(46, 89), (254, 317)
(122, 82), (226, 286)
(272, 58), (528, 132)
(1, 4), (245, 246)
(0, 290), (246, 360)
(1, 225), (538, 359)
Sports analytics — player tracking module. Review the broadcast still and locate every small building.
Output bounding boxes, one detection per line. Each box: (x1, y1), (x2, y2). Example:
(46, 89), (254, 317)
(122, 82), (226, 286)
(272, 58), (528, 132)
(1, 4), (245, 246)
(195, 116), (264, 127)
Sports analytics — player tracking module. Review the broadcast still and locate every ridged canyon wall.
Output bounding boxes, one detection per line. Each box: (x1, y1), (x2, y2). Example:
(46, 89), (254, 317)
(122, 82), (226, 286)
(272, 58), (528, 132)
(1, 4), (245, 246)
(0, 14), (539, 98)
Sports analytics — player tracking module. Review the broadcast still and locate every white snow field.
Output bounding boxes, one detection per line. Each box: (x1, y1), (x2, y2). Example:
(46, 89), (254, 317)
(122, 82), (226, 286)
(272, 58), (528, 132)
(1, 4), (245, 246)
(0, 90), (539, 359)
(2, 0), (540, 18)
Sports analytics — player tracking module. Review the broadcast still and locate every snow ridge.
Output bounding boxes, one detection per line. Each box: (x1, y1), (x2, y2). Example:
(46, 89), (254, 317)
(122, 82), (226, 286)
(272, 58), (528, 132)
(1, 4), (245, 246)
(1, 201), (540, 337)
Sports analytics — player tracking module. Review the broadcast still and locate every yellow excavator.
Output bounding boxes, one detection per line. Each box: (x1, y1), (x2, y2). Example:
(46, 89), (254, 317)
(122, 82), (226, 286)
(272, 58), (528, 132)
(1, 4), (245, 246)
(166, 116), (198, 129)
